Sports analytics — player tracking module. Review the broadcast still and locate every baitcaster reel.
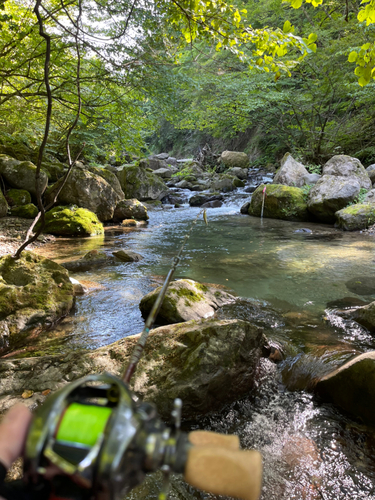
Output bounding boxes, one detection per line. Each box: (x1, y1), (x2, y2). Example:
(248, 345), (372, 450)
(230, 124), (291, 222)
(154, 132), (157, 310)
(23, 373), (189, 500)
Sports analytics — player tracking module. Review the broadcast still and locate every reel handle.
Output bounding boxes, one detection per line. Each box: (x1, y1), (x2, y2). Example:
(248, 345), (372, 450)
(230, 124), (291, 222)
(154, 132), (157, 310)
(184, 446), (262, 500)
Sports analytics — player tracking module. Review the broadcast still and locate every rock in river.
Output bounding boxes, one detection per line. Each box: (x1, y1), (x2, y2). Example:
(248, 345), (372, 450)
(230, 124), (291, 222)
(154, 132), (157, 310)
(315, 351), (375, 426)
(0, 318), (267, 420)
(139, 279), (236, 324)
(40, 206), (104, 236)
(0, 251), (74, 342)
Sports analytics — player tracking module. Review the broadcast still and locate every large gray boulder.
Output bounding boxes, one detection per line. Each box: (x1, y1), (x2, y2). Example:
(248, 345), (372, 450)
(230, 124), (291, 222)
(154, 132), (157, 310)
(307, 175), (361, 223)
(211, 174), (241, 192)
(140, 279), (236, 324)
(366, 164), (375, 184)
(47, 168), (124, 221)
(139, 157), (169, 171)
(323, 155), (371, 190)
(248, 184), (310, 222)
(0, 155), (48, 197)
(153, 168), (173, 179)
(273, 153), (309, 188)
(220, 151), (249, 169)
(88, 166), (125, 199)
(0, 318), (267, 420)
(365, 189), (375, 203)
(116, 165), (169, 201)
(335, 204), (375, 231)
(0, 190), (8, 218)
(315, 352), (375, 426)
(0, 251), (74, 342)
(113, 199), (149, 221)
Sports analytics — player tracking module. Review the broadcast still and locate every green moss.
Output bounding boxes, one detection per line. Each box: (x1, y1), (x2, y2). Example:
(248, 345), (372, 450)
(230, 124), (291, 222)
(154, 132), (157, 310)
(0, 251), (74, 331)
(171, 286), (204, 303)
(6, 189), (31, 206)
(38, 206), (104, 236)
(248, 183), (309, 222)
(194, 282), (209, 293)
(9, 203), (38, 218)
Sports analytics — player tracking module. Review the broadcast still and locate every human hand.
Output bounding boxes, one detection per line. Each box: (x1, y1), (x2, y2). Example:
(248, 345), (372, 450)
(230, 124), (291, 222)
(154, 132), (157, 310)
(0, 404), (32, 469)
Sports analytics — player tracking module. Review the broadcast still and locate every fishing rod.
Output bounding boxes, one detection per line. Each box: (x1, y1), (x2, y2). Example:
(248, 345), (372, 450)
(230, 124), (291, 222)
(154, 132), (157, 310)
(0, 209), (262, 500)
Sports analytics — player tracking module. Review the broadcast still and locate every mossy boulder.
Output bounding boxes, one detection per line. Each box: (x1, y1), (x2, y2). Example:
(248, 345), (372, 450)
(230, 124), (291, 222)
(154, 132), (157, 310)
(113, 199), (149, 221)
(0, 318), (267, 420)
(315, 352), (375, 426)
(41, 161), (66, 182)
(220, 151), (249, 169)
(9, 203), (38, 219)
(248, 184), (310, 221)
(46, 169), (124, 221)
(334, 203), (375, 231)
(307, 175), (361, 223)
(0, 156), (48, 197)
(140, 279), (236, 325)
(0, 138), (36, 162)
(40, 206), (104, 236)
(6, 189), (31, 207)
(116, 165), (169, 201)
(0, 190), (8, 218)
(0, 251), (74, 341)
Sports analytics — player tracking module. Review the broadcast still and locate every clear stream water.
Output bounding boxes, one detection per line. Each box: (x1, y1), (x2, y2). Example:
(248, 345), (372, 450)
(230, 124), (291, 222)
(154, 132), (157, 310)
(9, 196), (375, 499)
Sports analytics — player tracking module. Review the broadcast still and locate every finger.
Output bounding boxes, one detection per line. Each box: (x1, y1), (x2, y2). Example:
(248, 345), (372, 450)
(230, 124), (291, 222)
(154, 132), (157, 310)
(0, 404), (32, 469)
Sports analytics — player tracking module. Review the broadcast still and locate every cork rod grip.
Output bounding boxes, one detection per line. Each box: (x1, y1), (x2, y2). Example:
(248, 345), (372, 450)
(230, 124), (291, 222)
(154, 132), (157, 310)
(189, 430), (240, 449)
(184, 446), (262, 500)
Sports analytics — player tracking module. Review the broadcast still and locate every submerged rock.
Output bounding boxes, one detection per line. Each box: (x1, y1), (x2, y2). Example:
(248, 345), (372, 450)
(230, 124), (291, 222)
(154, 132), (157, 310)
(345, 276), (375, 296)
(139, 279), (236, 325)
(315, 351), (375, 426)
(273, 153), (309, 188)
(248, 184), (310, 222)
(335, 204), (375, 231)
(0, 251), (74, 341)
(0, 318), (267, 420)
(40, 206), (104, 236)
(61, 249), (110, 272)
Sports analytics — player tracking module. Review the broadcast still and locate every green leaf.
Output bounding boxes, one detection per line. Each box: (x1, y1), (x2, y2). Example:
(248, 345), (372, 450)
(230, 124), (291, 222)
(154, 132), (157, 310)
(348, 51), (358, 62)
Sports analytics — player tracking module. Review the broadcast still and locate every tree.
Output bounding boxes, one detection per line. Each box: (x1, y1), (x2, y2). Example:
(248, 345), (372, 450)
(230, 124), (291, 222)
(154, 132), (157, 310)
(284, 0), (375, 86)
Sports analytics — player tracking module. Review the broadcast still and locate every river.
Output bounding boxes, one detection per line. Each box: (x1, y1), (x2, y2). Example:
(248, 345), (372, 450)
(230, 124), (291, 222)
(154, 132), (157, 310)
(11, 197), (375, 499)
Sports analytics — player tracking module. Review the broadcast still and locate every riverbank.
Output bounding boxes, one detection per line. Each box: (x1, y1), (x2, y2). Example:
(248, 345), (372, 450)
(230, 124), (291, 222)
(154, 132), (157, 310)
(0, 217), (55, 257)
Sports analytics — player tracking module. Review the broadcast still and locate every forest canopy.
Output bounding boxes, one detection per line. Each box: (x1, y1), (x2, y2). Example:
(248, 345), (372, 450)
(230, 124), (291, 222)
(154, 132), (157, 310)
(0, 0), (375, 166)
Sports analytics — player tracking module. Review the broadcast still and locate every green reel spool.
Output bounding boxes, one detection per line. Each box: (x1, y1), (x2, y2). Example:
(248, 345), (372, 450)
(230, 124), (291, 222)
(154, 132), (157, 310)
(56, 403), (113, 448)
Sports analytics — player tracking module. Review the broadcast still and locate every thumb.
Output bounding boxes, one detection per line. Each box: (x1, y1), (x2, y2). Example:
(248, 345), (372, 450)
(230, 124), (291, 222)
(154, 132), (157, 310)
(0, 404), (32, 469)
